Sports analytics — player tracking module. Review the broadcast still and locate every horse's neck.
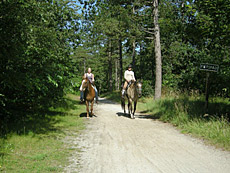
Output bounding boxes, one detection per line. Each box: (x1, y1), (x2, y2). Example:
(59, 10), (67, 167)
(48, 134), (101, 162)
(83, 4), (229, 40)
(129, 83), (136, 89)
(87, 83), (94, 92)
(128, 83), (137, 97)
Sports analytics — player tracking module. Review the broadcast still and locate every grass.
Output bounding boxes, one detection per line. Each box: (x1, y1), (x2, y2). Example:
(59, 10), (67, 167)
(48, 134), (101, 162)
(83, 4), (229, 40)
(0, 94), (85, 172)
(137, 95), (230, 150)
(102, 91), (230, 151)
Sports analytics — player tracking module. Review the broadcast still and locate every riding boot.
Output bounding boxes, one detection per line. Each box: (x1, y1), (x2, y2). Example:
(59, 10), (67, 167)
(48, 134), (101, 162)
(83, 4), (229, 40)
(94, 87), (99, 103)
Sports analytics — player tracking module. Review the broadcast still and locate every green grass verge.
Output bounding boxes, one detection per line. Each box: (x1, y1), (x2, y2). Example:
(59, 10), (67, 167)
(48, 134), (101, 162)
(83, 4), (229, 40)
(137, 96), (230, 151)
(0, 94), (85, 172)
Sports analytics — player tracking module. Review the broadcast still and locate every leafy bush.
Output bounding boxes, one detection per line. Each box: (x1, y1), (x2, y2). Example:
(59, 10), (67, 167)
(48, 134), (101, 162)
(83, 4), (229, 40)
(142, 80), (154, 97)
(0, 0), (80, 134)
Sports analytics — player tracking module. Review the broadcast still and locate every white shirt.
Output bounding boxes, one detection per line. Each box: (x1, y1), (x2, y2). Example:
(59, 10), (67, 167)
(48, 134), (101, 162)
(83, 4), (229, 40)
(124, 70), (135, 81)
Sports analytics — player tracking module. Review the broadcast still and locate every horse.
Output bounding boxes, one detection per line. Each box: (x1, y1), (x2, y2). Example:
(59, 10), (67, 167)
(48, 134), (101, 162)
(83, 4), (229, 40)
(81, 77), (96, 118)
(121, 80), (142, 119)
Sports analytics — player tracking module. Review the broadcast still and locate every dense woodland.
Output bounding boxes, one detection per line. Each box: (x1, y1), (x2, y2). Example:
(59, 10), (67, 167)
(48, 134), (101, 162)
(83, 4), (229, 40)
(1, 0), (230, 133)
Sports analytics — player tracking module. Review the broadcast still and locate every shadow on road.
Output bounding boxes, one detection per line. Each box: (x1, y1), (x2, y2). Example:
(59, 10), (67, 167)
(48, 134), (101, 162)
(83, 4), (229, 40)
(98, 98), (118, 105)
(80, 112), (97, 118)
(136, 114), (159, 120)
(116, 112), (131, 118)
(116, 112), (159, 120)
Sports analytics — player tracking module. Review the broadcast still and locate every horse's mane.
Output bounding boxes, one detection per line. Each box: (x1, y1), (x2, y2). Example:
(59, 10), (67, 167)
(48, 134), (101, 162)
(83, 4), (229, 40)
(129, 81), (137, 88)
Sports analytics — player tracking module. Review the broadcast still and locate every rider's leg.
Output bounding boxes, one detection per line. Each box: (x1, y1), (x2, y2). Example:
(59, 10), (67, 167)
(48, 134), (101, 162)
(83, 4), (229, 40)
(80, 91), (84, 101)
(122, 81), (128, 96)
(94, 87), (98, 102)
(79, 80), (85, 101)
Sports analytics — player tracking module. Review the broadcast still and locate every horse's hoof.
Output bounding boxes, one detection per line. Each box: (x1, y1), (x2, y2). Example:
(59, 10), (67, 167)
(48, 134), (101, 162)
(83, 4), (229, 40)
(130, 113), (135, 119)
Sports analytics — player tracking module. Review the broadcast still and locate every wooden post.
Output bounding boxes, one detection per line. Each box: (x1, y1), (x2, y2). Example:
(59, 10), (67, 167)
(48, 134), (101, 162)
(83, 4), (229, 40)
(204, 72), (210, 113)
(199, 63), (219, 116)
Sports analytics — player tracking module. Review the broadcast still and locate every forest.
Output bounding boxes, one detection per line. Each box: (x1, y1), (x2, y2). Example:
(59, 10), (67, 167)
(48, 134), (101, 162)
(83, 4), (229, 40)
(1, 0), (230, 134)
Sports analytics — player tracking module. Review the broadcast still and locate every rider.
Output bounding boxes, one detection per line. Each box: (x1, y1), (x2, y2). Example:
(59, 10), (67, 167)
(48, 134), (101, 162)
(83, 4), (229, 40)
(80, 68), (99, 103)
(121, 64), (136, 98)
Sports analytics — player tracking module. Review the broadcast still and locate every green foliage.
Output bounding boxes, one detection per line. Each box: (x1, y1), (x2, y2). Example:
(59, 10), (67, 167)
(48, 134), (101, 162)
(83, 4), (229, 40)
(0, 0), (80, 133)
(1, 0), (230, 139)
(142, 80), (154, 97)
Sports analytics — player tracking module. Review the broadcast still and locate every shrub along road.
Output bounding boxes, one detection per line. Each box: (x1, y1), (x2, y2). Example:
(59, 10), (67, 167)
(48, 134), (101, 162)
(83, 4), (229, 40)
(65, 98), (230, 173)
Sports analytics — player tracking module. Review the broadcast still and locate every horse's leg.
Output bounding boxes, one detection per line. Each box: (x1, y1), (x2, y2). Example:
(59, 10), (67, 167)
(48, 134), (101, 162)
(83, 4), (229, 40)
(130, 100), (134, 119)
(123, 99), (126, 114)
(91, 100), (94, 116)
(128, 101), (130, 115)
(86, 101), (89, 118)
(124, 103), (126, 114)
(128, 100), (134, 119)
(133, 101), (137, 119)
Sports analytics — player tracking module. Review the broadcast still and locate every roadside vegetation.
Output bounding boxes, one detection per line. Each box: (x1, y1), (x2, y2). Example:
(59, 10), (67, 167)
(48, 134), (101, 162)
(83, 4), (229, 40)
(1, 0), (230, 170)
(0, 94), (85, 172)
(102, 91), (230, 151)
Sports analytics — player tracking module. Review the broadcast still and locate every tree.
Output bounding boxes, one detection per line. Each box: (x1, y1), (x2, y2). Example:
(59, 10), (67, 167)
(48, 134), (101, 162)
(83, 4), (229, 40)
(153, 0), (162, 99)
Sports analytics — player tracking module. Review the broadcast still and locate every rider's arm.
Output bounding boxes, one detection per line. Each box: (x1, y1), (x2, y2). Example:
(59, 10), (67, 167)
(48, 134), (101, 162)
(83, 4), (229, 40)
(132, 71), (136, 81)
(92, 74), (95, 82)
(124, 70), (129, 81)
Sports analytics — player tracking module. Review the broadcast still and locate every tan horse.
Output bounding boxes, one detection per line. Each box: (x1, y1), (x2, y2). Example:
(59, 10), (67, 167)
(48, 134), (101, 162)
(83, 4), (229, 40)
(121, 80), (142, 119)
(81, 78), (95, 118)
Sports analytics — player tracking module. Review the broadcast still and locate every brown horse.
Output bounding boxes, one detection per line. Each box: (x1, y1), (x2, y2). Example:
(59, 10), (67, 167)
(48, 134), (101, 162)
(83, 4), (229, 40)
(121, 80), (142, 119)
(81, 78), (95, 118)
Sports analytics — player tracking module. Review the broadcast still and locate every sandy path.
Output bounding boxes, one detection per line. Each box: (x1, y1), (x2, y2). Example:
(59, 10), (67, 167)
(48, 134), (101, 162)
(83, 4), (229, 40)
(64, 98), (230, 173)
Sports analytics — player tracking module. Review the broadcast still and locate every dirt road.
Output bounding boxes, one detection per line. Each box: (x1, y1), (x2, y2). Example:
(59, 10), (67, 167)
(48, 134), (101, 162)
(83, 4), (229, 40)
(65, 98), (230, 173)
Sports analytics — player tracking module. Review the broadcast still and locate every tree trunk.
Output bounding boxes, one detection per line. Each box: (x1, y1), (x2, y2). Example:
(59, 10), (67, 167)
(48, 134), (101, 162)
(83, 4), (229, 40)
(132, 5), (136, 69)
(108, 40), (113, 91)
(132, 40), (136, 69)
(153, 0), (162, 100)
(119, 39), (123, 88)
(140, 42), (143, 79)
(115, 58), (120, 90)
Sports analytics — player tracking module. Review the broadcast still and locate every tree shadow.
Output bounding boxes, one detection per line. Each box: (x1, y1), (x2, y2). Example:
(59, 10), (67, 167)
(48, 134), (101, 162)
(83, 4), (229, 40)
(136, 114), (160, 120)
(98, 98), (119, 105)
(139, 97), (230, 122)
(1, 96), (82, 137)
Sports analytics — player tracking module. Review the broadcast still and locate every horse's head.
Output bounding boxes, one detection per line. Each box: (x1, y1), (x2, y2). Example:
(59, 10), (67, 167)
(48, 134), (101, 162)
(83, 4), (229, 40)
(82, 78), (89, 92)
(136, 81), (142, 98)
